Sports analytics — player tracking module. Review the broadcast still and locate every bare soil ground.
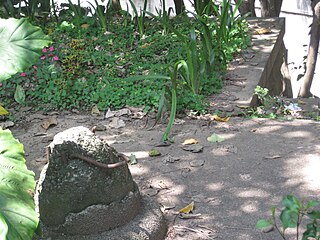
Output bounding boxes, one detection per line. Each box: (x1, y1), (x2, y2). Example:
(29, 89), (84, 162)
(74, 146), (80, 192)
(8, 93), (320, 240)
(6, 30), (320, 238)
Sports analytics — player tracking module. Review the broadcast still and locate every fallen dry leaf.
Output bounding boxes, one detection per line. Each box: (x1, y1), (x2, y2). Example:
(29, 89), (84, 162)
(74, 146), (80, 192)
(0, 105), (9, 115)
(253, 27), (272, 35)
(207, 133), (224, 143)
(0, 121), (14, 129)
(91, 105), (101, 116)
(210, 114), (230, 122)
(179, 213), (202, 219)
(105, 108), (115, 119)
(162, 155), (180, 163)
(179, 201), (194, 214)
(81, 23), (90, 29)
(148, 149), (161, 157)
(109, 117), (125, 129)
(182, 138), (199, 145)
(129, 154), (137, 165)
(182, 144), (203, 153)
(236, 105), (250, 109)
(161, 201), (176, 211)
(144, 188), (158, 197)
(41, 117), (57, 130)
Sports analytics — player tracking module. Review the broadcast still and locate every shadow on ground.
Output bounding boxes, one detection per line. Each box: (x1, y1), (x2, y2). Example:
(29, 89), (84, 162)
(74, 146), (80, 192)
(11, 111), (320, 240)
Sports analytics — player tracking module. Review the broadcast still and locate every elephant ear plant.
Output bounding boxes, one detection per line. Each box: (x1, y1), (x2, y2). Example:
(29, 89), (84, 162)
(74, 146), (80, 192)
(0, 18), (51, 82)
(0, 128), (39, 240)
(0, 17), (51, 107)
(0, 17), (51, 239)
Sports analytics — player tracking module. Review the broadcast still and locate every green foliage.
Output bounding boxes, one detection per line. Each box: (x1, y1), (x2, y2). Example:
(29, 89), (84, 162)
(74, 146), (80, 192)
(0, 128), (38, 240)
(161, 60), (183, 142)
(0, 18), (51, 82)
(193, 0), (215, 16)
(0, 0), (250, 120)
(87, 0), (109, 31)
(212, 0), (250, 65)
(255, 86), (275, 109)
(146, 0), (174, 35)
(0, 0), (50, 22)
(256, 195), (320, 240)
(128, 0), (148, 37)
(57, 0), (91, 28)
(246, 86), (288, 119)
(0, 17), (47, 240)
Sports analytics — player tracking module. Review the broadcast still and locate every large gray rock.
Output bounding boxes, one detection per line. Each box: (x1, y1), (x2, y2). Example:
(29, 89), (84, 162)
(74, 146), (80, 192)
(35, 126), (141, 235)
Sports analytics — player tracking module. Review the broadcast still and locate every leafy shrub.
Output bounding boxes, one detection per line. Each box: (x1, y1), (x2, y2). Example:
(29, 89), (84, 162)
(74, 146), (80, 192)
(257, 195), (320, 240)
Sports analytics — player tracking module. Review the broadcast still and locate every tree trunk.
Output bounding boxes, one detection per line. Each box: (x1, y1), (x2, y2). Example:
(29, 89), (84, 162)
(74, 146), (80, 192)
(299, 0), (320, 97)
(259, 0), (282, 17)
(173, 0), (185, 15)
(235, 0), (256, 17)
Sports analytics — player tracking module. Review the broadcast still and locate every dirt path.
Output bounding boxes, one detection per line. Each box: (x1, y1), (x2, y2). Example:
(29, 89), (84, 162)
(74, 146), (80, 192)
(6, 26), (320, 238)
(8, 107), (320, 240)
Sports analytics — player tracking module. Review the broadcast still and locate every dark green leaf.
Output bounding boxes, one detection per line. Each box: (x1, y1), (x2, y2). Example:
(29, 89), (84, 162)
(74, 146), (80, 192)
(307, 210), (320, 220)
(280, 209), (299, 229)
(302, 222), (317, 240)
(281, 195), (301, 210)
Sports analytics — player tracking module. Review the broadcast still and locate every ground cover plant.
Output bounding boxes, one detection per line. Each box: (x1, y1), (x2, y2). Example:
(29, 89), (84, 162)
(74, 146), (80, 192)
(0, 0), (250, 117)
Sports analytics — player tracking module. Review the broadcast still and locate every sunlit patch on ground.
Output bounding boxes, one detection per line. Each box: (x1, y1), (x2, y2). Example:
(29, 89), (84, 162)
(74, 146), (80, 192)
(302, 153), (320, 191)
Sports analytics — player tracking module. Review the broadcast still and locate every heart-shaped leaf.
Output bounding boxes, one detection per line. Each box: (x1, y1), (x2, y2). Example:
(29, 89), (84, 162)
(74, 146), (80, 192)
(0, 18), (51, 81)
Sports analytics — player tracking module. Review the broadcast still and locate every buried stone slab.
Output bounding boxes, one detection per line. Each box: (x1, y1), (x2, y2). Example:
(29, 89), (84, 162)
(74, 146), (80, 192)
(35, 126), (167, 238)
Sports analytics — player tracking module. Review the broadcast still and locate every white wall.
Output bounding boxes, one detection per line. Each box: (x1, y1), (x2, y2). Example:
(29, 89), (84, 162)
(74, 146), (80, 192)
(255, 0), (318, 97)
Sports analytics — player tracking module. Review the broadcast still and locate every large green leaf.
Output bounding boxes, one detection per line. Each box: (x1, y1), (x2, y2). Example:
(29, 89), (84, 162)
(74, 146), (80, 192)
(0, 18), (51, 82)
(0, 128), (38, 240)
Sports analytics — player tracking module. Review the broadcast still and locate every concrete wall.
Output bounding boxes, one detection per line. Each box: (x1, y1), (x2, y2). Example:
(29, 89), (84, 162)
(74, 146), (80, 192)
(254, 0), (318, 97)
